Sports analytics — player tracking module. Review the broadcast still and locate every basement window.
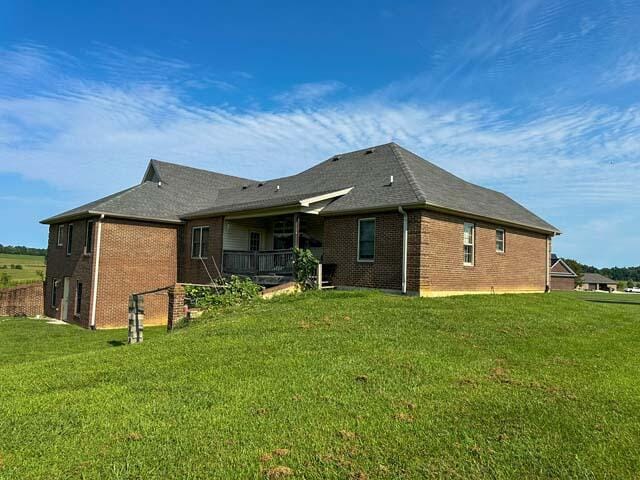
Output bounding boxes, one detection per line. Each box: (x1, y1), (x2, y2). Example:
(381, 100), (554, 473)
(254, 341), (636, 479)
(496, 228), (505, 253)
(57, 225), (64, 247)
(85, 220), (95, 254)
(357, 218), (375, 262)
(66, 224), (74, 256)
(463, 222), (475, 266)
(191, 226), (209, 259)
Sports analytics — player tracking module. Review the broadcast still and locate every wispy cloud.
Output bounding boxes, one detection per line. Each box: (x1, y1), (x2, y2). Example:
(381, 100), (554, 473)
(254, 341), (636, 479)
(1, 43), (639, 265)
(273, 81), (344, 105)
(602, 51), (640, 86)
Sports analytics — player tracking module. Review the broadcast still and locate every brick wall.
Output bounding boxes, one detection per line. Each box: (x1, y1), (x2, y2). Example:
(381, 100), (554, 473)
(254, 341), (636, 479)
(179, 216), (224, 284)
(550, 276), (576, 291)
(95, 219), (178, 328)
(323, 211), (407, 291)
(0, 282), (44, 316)
(322, 209), (549, 295)
(44, 219), (97, 327)
(418, 210), (549, 295)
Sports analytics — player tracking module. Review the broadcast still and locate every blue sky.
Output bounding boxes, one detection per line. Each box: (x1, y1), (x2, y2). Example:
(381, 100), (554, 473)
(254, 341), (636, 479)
(1, 0), (639, 267)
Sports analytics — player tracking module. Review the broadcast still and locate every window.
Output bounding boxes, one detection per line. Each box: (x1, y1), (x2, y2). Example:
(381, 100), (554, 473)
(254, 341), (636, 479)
(249, 232), (260, 252)
(273, 219), (293, 250)
(463, 222), (475, 266)
(85, 220), (95, 254)
(496, 228), (505, 253)
(191, 226), (209, 258)
(51, 279), (57, 307)
(75, 281), (83, 315)
(57, 225), (64, 247)
(358, 218), (375, 262)
(66, 224), (74, 256)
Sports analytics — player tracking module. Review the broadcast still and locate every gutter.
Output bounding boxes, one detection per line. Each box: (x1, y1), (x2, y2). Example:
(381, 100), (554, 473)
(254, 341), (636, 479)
(89, 214), (105, 329)
(398, 206), (408, 295)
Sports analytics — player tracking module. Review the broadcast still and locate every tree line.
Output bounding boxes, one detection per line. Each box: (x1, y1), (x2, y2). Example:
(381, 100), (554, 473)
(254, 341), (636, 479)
(562, 259), (640, 283)
(0, 244), (47, 256)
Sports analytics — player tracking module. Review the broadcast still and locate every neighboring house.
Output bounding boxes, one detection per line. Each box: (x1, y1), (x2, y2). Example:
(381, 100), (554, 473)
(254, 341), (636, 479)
(549, 254), (577, 291)
(577, 273), (618, 292)
(42, 143), (560, 329)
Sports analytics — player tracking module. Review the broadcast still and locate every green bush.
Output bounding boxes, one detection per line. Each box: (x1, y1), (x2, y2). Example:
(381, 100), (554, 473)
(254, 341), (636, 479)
(292, 247), (319, 290)
(184, 276), (262, 310)
(0, 272), (10, 288)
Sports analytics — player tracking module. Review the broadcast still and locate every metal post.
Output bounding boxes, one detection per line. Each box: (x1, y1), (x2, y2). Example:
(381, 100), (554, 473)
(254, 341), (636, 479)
(293, 213), (300, 249)
(317, 263), (323, 290)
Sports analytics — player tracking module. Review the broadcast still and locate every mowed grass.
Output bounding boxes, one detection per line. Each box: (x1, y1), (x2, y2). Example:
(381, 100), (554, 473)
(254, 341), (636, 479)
(0, 291), (639, 479)
(0, 253), (46, 284)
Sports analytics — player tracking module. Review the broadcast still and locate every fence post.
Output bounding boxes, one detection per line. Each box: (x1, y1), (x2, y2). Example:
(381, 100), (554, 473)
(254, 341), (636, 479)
(128, 294), (144, 343)
(317, 263), (323, 290)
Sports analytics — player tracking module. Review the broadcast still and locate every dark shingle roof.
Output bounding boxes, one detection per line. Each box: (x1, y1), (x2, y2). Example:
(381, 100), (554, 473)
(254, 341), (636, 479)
(582, 273), (616, 284)
(41, 160), (252, 224)
(185, 143), (559, 233)
(42, 143), (559, 234)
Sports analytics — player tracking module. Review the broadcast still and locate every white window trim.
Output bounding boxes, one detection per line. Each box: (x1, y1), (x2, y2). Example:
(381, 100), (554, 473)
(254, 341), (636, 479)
(84, 220), (95, 255)
(463, 222), (475, 266)
(357, 218), (376, 263)
(66, 223), (73, 256)
(191, 226), (209, 259)
(496, 228), (505, 253)
(57, 225), (64, 247)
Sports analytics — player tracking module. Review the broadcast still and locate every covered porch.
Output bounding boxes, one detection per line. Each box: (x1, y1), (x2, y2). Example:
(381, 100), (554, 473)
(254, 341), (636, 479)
(221, 213), (324, 277)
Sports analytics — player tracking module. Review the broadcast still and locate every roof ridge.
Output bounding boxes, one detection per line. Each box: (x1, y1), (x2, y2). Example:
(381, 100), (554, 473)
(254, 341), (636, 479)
(389, 143), (427, 203)
(149, 158), (254, 183)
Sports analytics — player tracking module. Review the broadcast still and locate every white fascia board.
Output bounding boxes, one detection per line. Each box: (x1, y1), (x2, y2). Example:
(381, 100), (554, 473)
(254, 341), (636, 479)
(299, 187), (353, 207)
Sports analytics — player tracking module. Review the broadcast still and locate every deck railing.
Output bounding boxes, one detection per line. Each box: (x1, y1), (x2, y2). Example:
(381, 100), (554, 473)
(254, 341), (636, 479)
(223, 250), (294, 275)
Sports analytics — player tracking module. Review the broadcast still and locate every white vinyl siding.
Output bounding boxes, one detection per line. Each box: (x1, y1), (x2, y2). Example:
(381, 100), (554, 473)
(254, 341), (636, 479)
(463, 222), (475, 266)
(223, 222), (266, 251)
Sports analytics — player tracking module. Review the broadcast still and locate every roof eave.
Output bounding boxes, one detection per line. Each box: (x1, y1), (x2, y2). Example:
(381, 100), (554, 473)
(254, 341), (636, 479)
(41, 210), (183, 225)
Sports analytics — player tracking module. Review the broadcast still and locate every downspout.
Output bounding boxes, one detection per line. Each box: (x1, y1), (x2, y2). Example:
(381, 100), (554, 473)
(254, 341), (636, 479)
(89, 214), (105, 329)
(398, 206), (408, 295)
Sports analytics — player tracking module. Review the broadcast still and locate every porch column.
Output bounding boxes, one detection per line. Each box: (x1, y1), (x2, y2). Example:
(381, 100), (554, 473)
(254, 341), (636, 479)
(293, 213), (300, 249)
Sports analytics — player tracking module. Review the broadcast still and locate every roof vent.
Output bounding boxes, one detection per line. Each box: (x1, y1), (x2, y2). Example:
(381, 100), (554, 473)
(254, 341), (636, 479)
(157, 181), (162, 188)
(276, 185), (280, 192)
(242, 185), (248, 190)
(332, 155), (341, 162)
(258, 182), (264, 187)
(389, 175), (394, 186)
(365, 148), (375, 154)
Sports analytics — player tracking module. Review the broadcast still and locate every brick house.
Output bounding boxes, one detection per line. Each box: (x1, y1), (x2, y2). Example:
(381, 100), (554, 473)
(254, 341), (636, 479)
(549, 254), (578, 291)
(42, 143), (560, 328)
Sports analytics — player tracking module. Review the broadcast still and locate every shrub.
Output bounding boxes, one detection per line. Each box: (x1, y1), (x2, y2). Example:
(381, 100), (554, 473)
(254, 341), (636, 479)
(292, 248), (319, 290)
(14, 264), (23, 270)
(184, 276), (262, 310)
(0, 272), (10, 288)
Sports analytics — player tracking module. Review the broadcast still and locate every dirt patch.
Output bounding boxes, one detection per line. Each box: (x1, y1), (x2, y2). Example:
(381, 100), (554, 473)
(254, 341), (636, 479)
(266, 465), (293, 478)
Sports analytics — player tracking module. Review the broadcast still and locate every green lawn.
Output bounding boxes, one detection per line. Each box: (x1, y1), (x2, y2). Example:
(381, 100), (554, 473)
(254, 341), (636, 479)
(0, 291), (639, 479)
(0, 253), (46, 285)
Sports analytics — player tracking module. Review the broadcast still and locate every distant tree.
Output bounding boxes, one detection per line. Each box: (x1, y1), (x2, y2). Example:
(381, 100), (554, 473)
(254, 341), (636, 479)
(563, 258), (584, 287)
(0, 272), (10, 288)
(628, 280), (635, 289)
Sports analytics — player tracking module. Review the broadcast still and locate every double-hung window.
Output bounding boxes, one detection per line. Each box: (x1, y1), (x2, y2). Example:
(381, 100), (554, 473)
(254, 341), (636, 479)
(57, 225), (64, 247)
(66, 224), (74, 256)
(191, 226), (209, 259)
(463, 222), (475, 266)
(85, 220), (95, 254)
(357, 218), (375, 262)
(496, 228), (505, 253)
